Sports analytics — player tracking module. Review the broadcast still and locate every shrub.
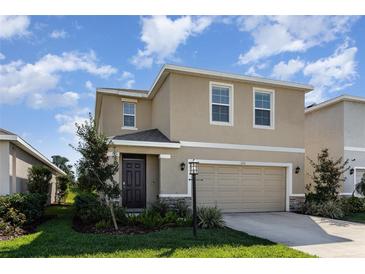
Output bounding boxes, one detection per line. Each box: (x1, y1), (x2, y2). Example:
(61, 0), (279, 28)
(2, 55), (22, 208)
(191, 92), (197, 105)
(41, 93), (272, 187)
(74, 193), (128, 226)
(197, 206), (225, 229)
(139, 209), (164, 228)
(74, 193), (109, 225)
(0, 193), (47, 235)
(175, 200), (191, 218)
(28, 165), (53, 195)
(114, 206), (128, 225)
(341, 197), (365, 214)
(151, 200), (169, 217)
(56, 175), (69, 204)
(163, 211), (178, 224)
(126, 214), (141, 226)
(302, 200), (345, 219)
(176, 216), (192, 227)
(95, 219), (111, 230)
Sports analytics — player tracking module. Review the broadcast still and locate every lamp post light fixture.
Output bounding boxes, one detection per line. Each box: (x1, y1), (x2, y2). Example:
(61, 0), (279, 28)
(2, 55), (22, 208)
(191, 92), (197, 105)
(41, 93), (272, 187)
(189, 159), (199, 237)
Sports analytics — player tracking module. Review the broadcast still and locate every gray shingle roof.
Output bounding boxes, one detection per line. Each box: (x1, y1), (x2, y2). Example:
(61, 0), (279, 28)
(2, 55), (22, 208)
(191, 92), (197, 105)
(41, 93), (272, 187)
(113, 129), (176, 143)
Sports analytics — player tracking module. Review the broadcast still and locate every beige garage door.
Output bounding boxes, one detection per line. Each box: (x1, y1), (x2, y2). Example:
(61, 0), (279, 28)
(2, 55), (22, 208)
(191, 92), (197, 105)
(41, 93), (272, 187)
(197, 164), (286, 212)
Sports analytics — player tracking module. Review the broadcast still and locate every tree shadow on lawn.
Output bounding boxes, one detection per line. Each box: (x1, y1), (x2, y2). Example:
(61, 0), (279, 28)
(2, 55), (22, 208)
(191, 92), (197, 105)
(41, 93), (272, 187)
(0, 206), (311, 258)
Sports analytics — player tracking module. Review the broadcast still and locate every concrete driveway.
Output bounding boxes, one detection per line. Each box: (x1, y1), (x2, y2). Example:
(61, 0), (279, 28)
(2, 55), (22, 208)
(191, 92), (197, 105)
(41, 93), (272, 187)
(224, 212), (365, 258)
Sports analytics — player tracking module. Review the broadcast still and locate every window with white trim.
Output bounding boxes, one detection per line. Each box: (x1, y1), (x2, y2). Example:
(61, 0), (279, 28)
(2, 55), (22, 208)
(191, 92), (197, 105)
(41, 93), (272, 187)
(210, 83), (233, 125)
(254, 89), (274, 128)
(123, 102), (136, 128)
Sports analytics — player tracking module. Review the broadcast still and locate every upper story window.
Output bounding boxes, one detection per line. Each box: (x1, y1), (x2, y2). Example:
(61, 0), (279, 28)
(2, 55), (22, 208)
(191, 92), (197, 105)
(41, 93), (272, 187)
(253, 88), (275, 129)
(209, 82), (234, 126)
(122, 102), (136, 129)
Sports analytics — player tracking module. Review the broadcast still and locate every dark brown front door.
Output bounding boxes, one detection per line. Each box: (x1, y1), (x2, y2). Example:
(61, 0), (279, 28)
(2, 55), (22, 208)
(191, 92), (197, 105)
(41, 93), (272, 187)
(122, 157), (146, 208)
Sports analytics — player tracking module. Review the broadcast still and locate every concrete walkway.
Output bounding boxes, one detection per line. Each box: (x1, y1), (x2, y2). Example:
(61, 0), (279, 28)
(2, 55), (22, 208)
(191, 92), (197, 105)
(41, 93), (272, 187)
(224, 212), (365, 258)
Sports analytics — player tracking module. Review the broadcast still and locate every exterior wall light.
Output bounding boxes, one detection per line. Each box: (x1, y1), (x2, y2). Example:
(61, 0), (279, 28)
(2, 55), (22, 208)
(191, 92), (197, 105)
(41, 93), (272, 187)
(180, 162), (186, 171)
(295, 166), (300, 174)
(350, 168), (354, 175)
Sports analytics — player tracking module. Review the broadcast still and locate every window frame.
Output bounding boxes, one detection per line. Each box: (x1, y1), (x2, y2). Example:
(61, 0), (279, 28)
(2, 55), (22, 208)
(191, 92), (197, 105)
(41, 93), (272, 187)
(122, 101), (137, 130)
(253, 87), (275, 130)
(209, 81), (234, 126)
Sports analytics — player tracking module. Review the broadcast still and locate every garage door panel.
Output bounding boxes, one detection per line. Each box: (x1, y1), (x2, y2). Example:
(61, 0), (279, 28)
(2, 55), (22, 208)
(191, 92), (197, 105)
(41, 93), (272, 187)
(197, 164), (286, 212)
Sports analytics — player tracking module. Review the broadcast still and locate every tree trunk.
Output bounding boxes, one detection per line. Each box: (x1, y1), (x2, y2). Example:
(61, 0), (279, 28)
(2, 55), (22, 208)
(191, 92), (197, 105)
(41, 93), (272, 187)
(108, 198), (118, 230)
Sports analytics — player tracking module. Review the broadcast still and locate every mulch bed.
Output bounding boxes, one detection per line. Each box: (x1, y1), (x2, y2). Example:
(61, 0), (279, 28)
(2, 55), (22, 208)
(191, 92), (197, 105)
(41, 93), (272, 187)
(72, 217), (170, 235)
(0, 215), (56, 241)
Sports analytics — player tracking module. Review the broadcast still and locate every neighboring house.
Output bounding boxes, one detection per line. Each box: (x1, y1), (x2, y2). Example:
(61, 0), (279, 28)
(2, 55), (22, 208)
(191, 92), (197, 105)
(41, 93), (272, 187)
(305, 95), (365, 196)
(95, 64), (313, 212)
(0, 128), (66, 203)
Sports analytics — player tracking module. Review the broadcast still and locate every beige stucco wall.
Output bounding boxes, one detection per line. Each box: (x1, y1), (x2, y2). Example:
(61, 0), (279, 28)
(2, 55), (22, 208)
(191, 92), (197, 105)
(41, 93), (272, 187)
(0, 141), (10, 195)
(169, 73), (305, 147)
(146, 155), (159, 206)
(151, 76), (171, 138)
(99, 94), (152, 137)
(305, 102), (345, 191)
(7, 143), (57, 203)
(344, 101), (365, 148)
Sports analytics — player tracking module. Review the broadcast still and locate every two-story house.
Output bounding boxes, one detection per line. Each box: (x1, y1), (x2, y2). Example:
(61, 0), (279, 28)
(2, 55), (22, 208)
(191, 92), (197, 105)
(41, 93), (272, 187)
(95, 65), (313, 212)
(305, 95), (365, 196)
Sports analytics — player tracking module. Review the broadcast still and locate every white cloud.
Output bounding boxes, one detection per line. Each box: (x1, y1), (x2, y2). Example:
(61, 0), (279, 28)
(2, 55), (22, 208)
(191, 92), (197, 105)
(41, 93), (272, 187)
(132, 16), (214, 68)
(304, 42), (357, 104)
(50, 30), (68, 39)
(121, 71), (133, 79)
(55, 108), (89, 136)
(0, 52), (5, 60)
(0, 16), (30, 39)
(245, 62), (268, 76)
(85, 80), (95, 91)
(0, 51), (117, 107)
(28, 91), (80, 109)
(271, 59), (305, 80)
(125, 79), (135, 89)
(119, 70), (135, 88)
(237, 16), (357, 64)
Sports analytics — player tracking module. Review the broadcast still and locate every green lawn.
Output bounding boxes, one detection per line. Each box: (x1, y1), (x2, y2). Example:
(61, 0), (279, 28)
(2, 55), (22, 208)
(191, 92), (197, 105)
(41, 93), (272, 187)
(343, 212), (365, 224)
(0, 206), (314, 258)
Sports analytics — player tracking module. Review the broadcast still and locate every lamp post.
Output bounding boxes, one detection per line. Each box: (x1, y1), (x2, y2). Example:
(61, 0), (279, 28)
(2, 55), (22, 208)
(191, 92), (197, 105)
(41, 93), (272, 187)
(189, 159), (199, 237)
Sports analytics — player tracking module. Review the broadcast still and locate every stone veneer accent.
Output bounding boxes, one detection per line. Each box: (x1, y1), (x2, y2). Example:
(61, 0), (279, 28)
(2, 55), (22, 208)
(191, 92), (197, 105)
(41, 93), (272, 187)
(159, 196), (192, 210)
(289, 195), (305, 212)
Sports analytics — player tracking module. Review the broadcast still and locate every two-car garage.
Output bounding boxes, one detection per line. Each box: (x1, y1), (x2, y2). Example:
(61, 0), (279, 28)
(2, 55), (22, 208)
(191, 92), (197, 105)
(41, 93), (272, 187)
(196, 163), (287, 213)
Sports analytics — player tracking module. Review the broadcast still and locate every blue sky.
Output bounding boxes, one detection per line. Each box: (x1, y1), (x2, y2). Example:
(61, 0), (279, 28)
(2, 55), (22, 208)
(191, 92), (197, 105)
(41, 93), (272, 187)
(0, 15), (364, 165)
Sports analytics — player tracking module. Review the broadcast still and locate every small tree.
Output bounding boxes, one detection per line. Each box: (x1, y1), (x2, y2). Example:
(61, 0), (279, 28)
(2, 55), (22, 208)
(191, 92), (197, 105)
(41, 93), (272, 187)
(51, 155), (75, 182)
(72, 113), (120, 230)
(56, 175), (69, 204)
(28, 165), (52, 195)
(306, 148), (350, 203)
(355, 173), (365, 196)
